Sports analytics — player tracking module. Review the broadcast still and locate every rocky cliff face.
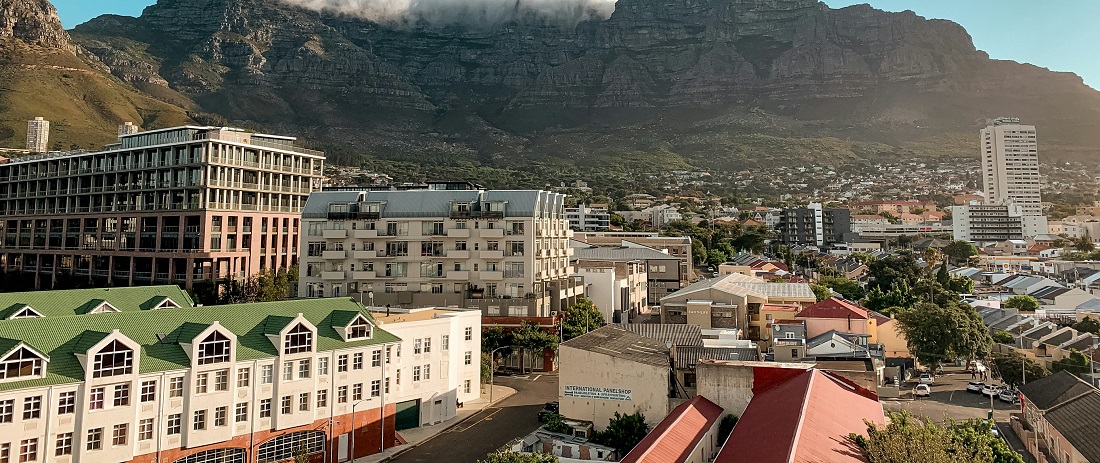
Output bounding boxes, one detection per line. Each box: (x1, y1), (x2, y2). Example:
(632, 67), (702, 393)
(49, 0), (1100, 168)
(0, 0), (73, 51)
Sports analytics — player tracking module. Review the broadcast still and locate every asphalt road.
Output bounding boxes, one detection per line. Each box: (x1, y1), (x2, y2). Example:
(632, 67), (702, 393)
(884, 366), (1019, 423)
(389, 372), (559, 463)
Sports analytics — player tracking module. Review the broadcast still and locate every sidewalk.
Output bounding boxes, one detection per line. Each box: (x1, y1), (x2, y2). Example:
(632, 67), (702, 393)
(357, 384), (517, 463)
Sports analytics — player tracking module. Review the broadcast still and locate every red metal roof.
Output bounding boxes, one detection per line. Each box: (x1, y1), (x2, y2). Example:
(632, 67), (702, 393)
(795, 297), (870, 320)
(715, 368), (885, 463)
(620, 396), (725, 463)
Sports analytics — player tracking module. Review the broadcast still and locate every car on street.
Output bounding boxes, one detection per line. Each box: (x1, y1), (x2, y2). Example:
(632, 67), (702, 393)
(981, 384), (1000, 397)
(918, 373), (935, 384)
(537, 401), (559, 422)
(999, 388), (1019, 404)
(967, 381), (985, 393)
(914, 384), (932, 397)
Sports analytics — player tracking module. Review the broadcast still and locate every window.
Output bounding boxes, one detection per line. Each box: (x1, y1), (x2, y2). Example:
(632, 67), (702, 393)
(280, 396), (291, 415)
(424, 364), (430, 380)
(18, 439), (35, 463)
(283, 324), (313, 354)
(259, 399), (272, 418)
(0, 443), (7, 463)
(0, 400), (11, 423)
(140, 380), (157, 402)
(298, 359), (311, 379)
(167, 414), (182, 435)
(282, 362), (293, 381)
(214, 406), (228, 427)
(174, 449), (247, 463)
(215, 370), (229, 391)
(371, 350), (381, 367)
(424, 338), (431, 353)
(0, 347), (44, 380)
(21, 396), (40, 420)
(139, 419), (154, 441)
(464, 327), (473, 341)
(261, 365), (273, 384)
(112, 424), (128, 446)
(414, 339), (422, 354)
(413, 366), (421, 382)
(235, 403), (248, 423)
(464, 351), (472, 365)
(337, 386), (348, 404)
(237, 368), (250, 387)
(385, 347), (392, 365)
(193, 410), (207, 431)
(318, 357), (329, 375)
(256, 430), (325, 463)
(347, 316), (371, 340)
(55, 432), (72, 456)
(464, 379), (471, 394)
(370, 380), (380, 397)
(353, 353), (364, 370)
(196, 373), (209, 394)
(352, 384), (363, 401)
(316, 390), (328, 408)
(337, 355), (348, 372)
(442, 335), (450, 351)
(197, 331), (231, 364)
(87, 428), (103, 451)
(113, 383), (129, 406)
(169, 376), (184, 398)
(57, 392), (75, 414)
(385, 377), (390, 394)
(299, 393), (310, 412)
(92, 340), (133, 378)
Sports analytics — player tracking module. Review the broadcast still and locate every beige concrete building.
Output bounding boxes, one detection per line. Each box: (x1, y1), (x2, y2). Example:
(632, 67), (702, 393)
(981, 117), (1047, 237)
(570, 243), (661, 323)
(298, 186), (582, 318)
(659, 274), (815, 332)
(572, 232), (693, 301)
(26, 117), (49, 153)
(0, 125), (324, 289)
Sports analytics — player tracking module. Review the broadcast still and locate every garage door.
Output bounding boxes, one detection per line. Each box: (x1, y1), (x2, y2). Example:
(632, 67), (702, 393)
(395, 399), (421, 431)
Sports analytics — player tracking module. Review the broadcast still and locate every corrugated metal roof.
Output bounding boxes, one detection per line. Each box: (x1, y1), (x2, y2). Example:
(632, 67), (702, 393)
(619, 396), (724, 463)
(618, 324), (703, 347)
(573, 246), (675, 262)
(675, 347), (759, 369)
(561, 326), (669, 367)
(796, 298), (869, 320)
(0, 286), (194, 319)
(1043, 391), (1100, 463)
(1019, 371), (1096, 410)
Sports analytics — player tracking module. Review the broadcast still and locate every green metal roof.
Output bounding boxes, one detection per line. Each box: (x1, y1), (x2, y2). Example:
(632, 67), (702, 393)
(0, 297), (399, 392)
(0, 286), (195, 319)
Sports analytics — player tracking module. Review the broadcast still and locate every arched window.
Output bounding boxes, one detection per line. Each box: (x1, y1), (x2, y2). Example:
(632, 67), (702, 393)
(257, 431), (325, 463)
(197, 332), (231, 365)
(283, 324), (313, 355)
(173, 448), (246, 463)
(347, 316), (372, 341)
(92, 340), (133, 378)
(0, 347), (45, 380)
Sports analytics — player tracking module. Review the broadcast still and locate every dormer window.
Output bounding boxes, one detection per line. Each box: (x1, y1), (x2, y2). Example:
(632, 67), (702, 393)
(89, 301), (120, 314)
(346, 316), (373, 341)
(92, 341), (133, 378)
(197, 332), (231, 365)
(153, 298), (181, 310)
(0, 347), (45, 380)
(284, 324), (313, 355)
(8, 306), (42, 319)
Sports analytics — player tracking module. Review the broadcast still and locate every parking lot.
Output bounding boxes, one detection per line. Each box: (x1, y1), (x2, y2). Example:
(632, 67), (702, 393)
(883, 365), (1020, 423)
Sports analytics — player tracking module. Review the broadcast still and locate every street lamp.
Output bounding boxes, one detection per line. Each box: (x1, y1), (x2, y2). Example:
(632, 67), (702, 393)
(489, 346), (511, 404)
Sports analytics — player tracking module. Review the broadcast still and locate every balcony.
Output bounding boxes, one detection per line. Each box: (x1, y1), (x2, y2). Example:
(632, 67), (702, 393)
(446, 250), (470, 259)
(323, 229), (347, 239)
(447, 271), (470, 280)
(351, 250), (377, 259)
(446, 228), (471, 238)
(480, 271), (504, 281)
(479, 250), (504, 259)
(322, 250), (347, 260)
(321, 271), (346, 280)
(480, 228), (505, 238)
(351, 229), (378, 239)
(351, 271), (377, 280)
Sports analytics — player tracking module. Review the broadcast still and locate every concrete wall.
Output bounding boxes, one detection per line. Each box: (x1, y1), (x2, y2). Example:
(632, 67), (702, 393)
(694, 362), (756, 418)
(558, 345), (668, 431)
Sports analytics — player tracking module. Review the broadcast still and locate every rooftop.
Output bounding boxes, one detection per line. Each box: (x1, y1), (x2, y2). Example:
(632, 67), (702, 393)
(1042, 390), (1100, 462)
(1019, 370), (1097, 410)
(0, 285), (194, 319)
(619, 396), (724, 463)
(617, 324), (703, 348)
(561, 326), (670, 367)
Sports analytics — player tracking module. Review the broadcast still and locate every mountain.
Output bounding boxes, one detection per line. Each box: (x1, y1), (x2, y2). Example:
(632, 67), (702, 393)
(0, 0), (192, 151)
(14, 0), (1100, 181)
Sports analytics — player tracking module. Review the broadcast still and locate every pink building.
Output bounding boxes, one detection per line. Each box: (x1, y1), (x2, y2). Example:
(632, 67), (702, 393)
(795, 297), (884, 339)
(0, 125), (324, 289)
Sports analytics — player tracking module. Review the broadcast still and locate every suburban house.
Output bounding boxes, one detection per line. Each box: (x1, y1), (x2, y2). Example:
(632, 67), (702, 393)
(794, 297), (910, 359)
(659, 274), (815, 333)
(1016, 371), (1100, 463)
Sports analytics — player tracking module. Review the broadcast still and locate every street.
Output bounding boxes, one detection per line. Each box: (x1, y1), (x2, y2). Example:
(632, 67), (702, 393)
(883, 366), (1018, 423)
(388, 372), (559, 463)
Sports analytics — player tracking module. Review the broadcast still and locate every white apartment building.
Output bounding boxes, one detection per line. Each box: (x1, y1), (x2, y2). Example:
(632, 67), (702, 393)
(298, 185), (583, 318)
(26, 117), (49, 153)
(0, 289), (428, 463)
(565, 205), (611, 231)
(981, 117), (1047, 237)
(951, 202), (1025, 244)
(369, 307), (481, 429)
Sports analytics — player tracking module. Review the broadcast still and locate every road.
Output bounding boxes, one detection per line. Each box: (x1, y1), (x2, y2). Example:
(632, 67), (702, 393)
(883, 366), (1018, 423)
(389, 372), (559, 463)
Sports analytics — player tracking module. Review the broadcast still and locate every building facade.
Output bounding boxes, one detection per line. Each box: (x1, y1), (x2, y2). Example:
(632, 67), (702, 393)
(565, 205), (611, 232)
(0, 290), (412, 463)
(572, 232), (693, 301)
(774, 203), (852, 248)
(298, 187), (581, 318)
(981, 117), (1046, 237)
(950, 203), (1025, 243)
(26, 117), (49, 153)
(0, 125), (324, 289)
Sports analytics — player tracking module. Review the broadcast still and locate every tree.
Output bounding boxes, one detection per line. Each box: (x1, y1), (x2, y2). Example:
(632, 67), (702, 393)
(512, 322), (558, 374)
(1072, 316), (1100, 335)
(936, 261), (950, 287)
(482, 326), (513, 364)
(292, 445), (310, 463)
(479, 452), (559, 463)
(561, 298), (606, 340)
(1003, 296), (1039, 312)
(706, 249), (727, 268)
(990, 350), (1049, 388)
(863, 281), (916, 316)
(943, 241), (979, 265)
(717, 414), (738, 445)
(893, 301), (993, 372)
(591, 412), (650, 455)
(481, 352), (493, 384)
(543, 413), (571, 434)
(853, 411), (1023, 463)
(867, 255), (923, 293)
(1052, 349), (1092, 375)
(818, 276), (866, 301)
(811, 284), (832, 302)
(992, 331), (1014, 344)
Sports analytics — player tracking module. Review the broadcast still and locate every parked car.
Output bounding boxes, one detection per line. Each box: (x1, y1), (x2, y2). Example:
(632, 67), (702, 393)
(919, 373), (935, 384)
(914, 384), (932, 397)
(999, 388), (1020, 404)
(981, 384), (1000, 397)
(967, 381), (985, 393)
(537, 401), (559, 422)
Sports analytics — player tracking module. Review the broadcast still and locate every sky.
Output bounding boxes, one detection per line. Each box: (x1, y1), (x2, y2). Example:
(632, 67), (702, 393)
(51, 0), (1099, 89)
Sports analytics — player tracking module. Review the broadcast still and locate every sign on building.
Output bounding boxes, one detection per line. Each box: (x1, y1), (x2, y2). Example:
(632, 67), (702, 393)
(564, 386), (633, 401)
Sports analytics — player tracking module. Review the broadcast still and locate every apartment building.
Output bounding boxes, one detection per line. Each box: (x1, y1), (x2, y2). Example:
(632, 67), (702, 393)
(0, 125), (324, 289)
(981, 117), (1046, 237)
(774, 203), (852, 248)
(569, 244), (652, 323)
(565, 204), (611, 232)
(950, 202), (1025, 243)
(0, 287), (415, 463)
(572, 232), (693, 300)
(26, 118), (49, 153)
(298, 187), (583, 318)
